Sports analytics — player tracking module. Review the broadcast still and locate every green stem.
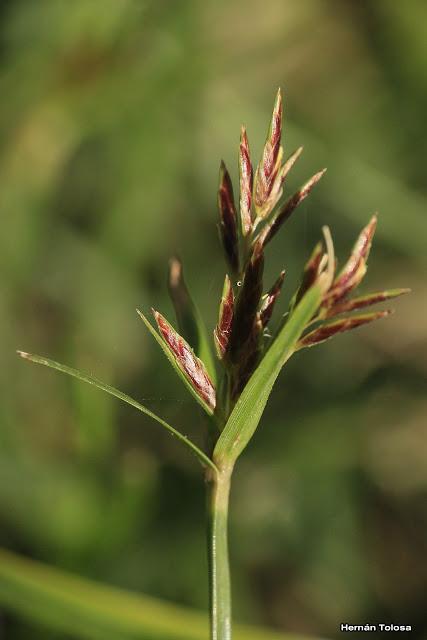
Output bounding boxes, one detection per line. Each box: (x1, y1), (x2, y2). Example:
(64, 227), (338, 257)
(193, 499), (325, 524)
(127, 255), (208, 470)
(206, 465), (233, 640)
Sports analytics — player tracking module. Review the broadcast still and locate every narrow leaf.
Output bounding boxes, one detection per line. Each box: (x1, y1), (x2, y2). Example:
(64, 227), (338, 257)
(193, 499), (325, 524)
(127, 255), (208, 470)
(214, 275), (234, 360)
(239, 126), (253, 236)
(137, 310), (216, 415)
(326, 288), (410, 317)
(259, 169), (327, 247)
(214, 285), (322, 467)
(298, 310), (392, 348)
(218, 161), (239, 275)
(168, 256), (217, 383)
(316, 225), (336, 294)
(17, 351), (216, 471)
(280, 146), (303, 184)
(0, 548), (314, 640)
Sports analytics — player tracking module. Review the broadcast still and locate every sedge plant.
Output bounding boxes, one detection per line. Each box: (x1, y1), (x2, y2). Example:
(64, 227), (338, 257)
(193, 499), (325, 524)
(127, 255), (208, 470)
(18, 90), (409, 640)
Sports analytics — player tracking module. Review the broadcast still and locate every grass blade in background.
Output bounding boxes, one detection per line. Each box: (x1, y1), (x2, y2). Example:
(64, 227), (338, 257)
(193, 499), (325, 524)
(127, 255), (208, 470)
(17, 352), (216, 472)
(0, 548), (324, 640)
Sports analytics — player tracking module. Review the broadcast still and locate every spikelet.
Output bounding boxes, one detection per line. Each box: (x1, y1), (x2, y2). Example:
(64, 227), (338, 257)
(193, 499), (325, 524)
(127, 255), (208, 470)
(299, 310), (393, 348)
(218, 161), (239, 276)
(260, 270), (286, 327)
(239, 127), (253, 236)
(214, 275), (235, 360)
(324, 215), (377, 307)
(259, 169), (327, 247)
(325, 288), (410, 317)
(153, 311), (216, 411)
(254, 89), (284, 219)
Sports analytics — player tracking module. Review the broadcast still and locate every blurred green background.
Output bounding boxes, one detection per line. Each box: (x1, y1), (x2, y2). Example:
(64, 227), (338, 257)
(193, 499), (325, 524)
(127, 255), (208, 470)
(1, 0), (426, 638)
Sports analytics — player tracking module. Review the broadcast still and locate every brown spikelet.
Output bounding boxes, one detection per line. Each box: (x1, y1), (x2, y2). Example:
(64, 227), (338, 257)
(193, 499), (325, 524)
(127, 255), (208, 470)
(324, 215), (377, 306)
(254, 147), (303, 227)
(259, 169), (327, 247)
(228, 241), (264, 364)
(299, 310), (392, 348)
(232, 313), (263, 399)
(326, 288), (410, 318)
(214, 275), (235, 360)
(353, 215), (377, 262)
(294, 242), (324, 307)
(153, 311), (216, 410)
(260, 270), (286, 327)
(269, 88), (282, 149)
(239, 127), (253, 236)
(218, 161), (239, 275)
(254, 89), (283, 218)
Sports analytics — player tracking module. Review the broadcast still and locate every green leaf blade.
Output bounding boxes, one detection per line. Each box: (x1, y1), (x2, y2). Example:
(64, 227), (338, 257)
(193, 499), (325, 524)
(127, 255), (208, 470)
(17, 351), (217, 472)
(213, 285), (322, 467)
(0, 547), (325, 640)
